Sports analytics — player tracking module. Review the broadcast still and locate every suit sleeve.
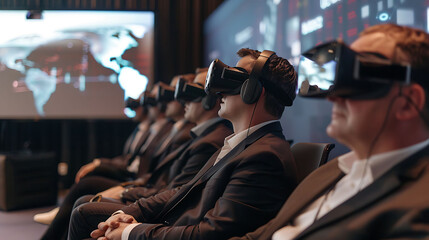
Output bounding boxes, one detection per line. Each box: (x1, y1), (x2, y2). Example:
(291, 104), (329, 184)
(121, 186), (161, 202)
(382, 208), (429, 239)
(228, 217), (275, 240)
(98, 155), (129, 169)
(127, 151), (296, 240)
(121, 187), (180, 223)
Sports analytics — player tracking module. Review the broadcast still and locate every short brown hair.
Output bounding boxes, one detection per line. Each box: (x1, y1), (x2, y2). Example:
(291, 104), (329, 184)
(360, 24), (429, 68)
(237, 48), (297, 118)
(361, 24), (429, 125)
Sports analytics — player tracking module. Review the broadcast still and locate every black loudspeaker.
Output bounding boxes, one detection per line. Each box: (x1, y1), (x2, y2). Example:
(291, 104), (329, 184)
(240, 50), (275, 104)
(0, 152), (57, 211)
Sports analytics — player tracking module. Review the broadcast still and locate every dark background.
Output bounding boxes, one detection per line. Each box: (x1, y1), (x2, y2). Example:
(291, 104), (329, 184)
(0, 0), (224, 188)
(2, 0), (428, 188)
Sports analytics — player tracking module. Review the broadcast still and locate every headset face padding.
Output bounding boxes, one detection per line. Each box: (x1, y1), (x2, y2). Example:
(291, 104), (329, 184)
(201, 94), (218, 110)
(240, 50), (276, 104)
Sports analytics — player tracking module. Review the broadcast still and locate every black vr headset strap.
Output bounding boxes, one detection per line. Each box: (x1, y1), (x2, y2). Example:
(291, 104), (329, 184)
(241, 50), (276, 104)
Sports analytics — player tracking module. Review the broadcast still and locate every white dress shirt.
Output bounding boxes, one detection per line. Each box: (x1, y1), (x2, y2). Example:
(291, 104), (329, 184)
(214, 120), (278, 165)
(272, 138), (429, 240)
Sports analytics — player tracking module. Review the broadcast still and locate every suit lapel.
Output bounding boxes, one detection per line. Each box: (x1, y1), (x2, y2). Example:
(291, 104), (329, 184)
(153, 140), (193, 172)
(157, 122), (283, 219)
(126, 130), (151, 165)
(123, 126), (139, 155)
(152, 121), (188, 159)
(269, 161), (344, 231)
(152, 120), (227, 173)
(197, 121), (283, 184)
(296, 145), (429, 239)
(296, 173), (401, 239)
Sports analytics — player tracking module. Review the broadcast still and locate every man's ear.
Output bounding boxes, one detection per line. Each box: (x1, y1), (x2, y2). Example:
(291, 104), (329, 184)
(396, 84), (426, 120)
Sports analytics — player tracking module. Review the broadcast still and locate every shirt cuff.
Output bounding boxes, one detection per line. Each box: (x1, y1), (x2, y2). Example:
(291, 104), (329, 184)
(112, 210), (124, 216)
(121, 223), (141, 240)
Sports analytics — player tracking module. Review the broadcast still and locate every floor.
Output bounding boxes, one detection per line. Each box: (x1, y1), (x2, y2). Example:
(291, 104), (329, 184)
(0, 190), (67, 240)
(0, 204), (54, 240)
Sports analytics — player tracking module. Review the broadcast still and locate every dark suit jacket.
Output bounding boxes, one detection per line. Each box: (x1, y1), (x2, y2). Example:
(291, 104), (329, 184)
(121, 122), (298, 239)
(86, 121), (153, 181)
(146, 120), (195, 173)
(133, 120), (194, 182)
(135, 119), (175, 176)
(121, 119), (233, 202)
(233, 145), (429, 240)
(90, 119), (174, 179)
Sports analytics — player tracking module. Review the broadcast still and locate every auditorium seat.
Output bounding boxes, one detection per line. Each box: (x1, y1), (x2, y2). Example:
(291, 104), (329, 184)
(291, 142), (335, 182)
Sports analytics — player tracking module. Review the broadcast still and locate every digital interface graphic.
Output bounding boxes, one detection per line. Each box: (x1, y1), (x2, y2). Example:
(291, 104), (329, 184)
(0, 11), (154, 118)
(204, 0), (429, 156)
(205, 0), (428, 66)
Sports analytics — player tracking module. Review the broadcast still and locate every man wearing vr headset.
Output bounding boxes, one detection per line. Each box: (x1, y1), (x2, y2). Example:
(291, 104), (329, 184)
(73, 96), (152, 184)
(139, 75), (195, 178)
(67, 69), (232, 212)
(67, 49), (299, 240)
(36, 95), (153, 238)
(92, 75), (196, 200)
(38, 86), (175, 240)
(117, 68), (232, 200)
(233, 24), (429, 240)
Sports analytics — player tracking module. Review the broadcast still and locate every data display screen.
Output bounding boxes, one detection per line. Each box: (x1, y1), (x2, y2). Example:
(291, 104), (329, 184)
(204, 0), (428, 67)
(204, 0), (429, 155)
(0, 10), (154, 119)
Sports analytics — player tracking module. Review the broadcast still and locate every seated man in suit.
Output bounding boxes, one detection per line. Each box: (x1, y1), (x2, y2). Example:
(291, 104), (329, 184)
(133, 74), (195, 179)
(232, 23), (429, 240)
(67, 48), (299, 240)
(34, 96), (152, 224)
(38, 85), (176, 240)
(91, 74), (198, 200)
(74, 68), (232, 205)
(74, 95), (152, 183)
(74, 85), (174, 184)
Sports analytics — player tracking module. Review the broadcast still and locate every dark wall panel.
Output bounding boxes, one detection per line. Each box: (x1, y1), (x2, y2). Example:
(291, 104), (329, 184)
(0, 0), (224, 187)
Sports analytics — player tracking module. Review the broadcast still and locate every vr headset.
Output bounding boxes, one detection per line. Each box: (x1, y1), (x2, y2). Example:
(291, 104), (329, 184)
(175, 78), (217, 110)
(205, 50), (294, 106)
(125, 97), (140, 110)
(297, 40), (424, 99)
(157, 82), (175, 102)
(140, 91), (157, 107)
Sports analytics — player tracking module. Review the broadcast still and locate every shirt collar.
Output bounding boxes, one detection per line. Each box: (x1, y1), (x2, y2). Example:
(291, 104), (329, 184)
(151, 118), (169, 134)
(190, 117), (224, 138)
(173, 119), (186, 131)
(138, 120), (151, 132)
(338, 138), (429, 180)
(223, 120), (279, 151)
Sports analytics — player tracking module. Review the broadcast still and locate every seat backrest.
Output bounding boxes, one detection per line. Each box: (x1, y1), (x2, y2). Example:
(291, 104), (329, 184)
(291, 142), (335, 182)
